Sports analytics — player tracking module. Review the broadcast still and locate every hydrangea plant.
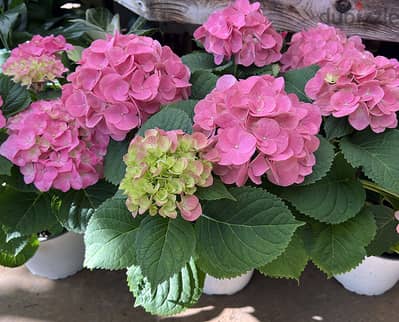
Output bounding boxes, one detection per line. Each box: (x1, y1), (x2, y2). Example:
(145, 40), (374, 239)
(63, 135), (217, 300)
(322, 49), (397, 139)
(1, 0), (399, 318)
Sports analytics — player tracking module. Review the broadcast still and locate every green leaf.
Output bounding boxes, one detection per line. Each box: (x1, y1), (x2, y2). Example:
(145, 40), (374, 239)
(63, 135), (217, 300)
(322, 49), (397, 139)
(283, 65), (319, 102)
(0, 189), (57, 236)
(136, 216), (196, 286)
(300, 136), (335, 185)
(85, 7), (113, 31)
(104, 138), (129, 185)
(309, 207), (376, 276)
(127, 257), (204, 316)
(164, 99), (198, 120)
(366, 205), (399, 256)
(66, 45), (84, 63)
(56, 181), (117, 233)
(0, 74), (31, 117)
(1, 166), (37, 192)
(278, 154), (365, 224)
(0, 3), (26, 49)
(84, 197), (143, 270)
(258, 228), (308, 280)
(138, 108), (192, 136)
(341, 129), (399, 195)
(181, 52), (215, 73)
(0, 155), (12, 176)
(237, 64), (274, 78)
(0, 228), (39, 267)
(196, 186), (303, 278)
(324, 116), (354, 140)
(195, 178), (236, 201)
(190, 70), (217, 100)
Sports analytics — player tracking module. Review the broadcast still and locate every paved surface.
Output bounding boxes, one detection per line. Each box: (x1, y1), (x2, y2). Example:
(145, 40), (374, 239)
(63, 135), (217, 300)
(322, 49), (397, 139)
(0, 264), (398, 322)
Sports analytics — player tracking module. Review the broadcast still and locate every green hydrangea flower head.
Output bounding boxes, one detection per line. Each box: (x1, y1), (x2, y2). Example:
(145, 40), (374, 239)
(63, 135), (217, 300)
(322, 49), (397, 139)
(120, 128), (213, 221)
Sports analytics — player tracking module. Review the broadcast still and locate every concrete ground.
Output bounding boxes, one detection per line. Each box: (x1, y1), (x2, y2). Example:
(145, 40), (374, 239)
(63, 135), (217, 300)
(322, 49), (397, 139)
(0, 264), (398, 322)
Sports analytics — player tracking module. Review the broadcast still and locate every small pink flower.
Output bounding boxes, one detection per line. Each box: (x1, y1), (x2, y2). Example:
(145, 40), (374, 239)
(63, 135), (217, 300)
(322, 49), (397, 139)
(194, 0), (282, 67)
(177, 195), (202, 221)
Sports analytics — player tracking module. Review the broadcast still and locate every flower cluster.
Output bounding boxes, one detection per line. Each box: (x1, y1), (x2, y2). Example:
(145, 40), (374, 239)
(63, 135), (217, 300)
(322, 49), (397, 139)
(194, 75), (321, 187)
(120, 129), (213, 221)
(305, 48), (399, 133)
(281, 23), (364, 72)
(2, 35), (72, 87)
(0, 99), (109, 192)
(65, 33), (191, 141)
(0, 97), (5, 129)
(194, 0), (282, 67)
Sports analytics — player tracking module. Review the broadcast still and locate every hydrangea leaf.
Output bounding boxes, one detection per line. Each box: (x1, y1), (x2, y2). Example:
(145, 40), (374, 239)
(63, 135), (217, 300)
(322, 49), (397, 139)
(0, 189), (57, 236)
(340, 129), (399, 195)
(195, 178), (236, 201)
(277, 154), (365, 224)
(135, 216), (196, 286)
(283, 65), (319, 103)
(181, 52), (215, 73)
(300, 136), (335, 185)
(309, 207), (376, 276)
(104, 138), (130, 185)
(366, 205), (399, 256)
(56, 181), (117, 233)
(196, 186), (303, 278)
(0, 228), (39, 267)
(324, 116), (354, 140)
(258, 228), (309, 280)
(138, 108), (192, 136)
(84, 198), (143, 270)
(127, 257), (204, 316)
(0, 74), (31, 117)
(0, 156), (12, 176)
(190, 70), (217, 100)
(164, 99), (198, 120)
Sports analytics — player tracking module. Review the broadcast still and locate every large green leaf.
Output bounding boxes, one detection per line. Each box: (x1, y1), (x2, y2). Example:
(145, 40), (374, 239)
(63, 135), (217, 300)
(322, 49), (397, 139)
(258, 228), (309, 280)
(195, 178), (236, 201)
(0, 74), (31, 117)
(300, 136), (335, 185)
(196, 186), (303, 278)
(0, 189), (57, 236)
(324, 116), (354, 140)
(136, 216), (196, 286)
(190, 70), (217, 100)
(0, 3), (26, 49)
(56, 181), (117, 233)
(138, 108), (192, 136)
(366, 205), (399, 256)
(0, 156), (12, 176)
(341, 129), (399, 195)
(164, 99), (198, 120)
(103, 138), (129, 185)
(127, 257), (204, 316)
(0, 228), (39, 267)
(85, 7), (113, 31)
(309, 208), (376, 276)
(283, 65), (319, 103)
(84, 197), (142, 270)
(181, 52), (215, 73)
(278, 154), (365, 224)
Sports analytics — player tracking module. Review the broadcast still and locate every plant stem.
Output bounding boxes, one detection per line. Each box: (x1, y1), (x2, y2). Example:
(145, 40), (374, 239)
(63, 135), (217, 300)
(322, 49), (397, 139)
(360, 179), (399, 200)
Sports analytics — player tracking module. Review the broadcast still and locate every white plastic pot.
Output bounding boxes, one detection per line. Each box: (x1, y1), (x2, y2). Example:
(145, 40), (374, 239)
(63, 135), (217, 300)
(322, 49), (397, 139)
(334, 256), (399, 296)
(203, 270), (254, 295)
(25, 232), (85, 280)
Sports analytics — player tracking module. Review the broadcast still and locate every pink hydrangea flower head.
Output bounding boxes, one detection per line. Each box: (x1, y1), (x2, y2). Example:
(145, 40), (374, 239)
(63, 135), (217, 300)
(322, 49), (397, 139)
(281, 23), (365, 71)
(120, 129), (213, 221)
(0, 99), (109, 192)
(0, 96), (5, 129)
(305, 48), (399, 133)
(2, 35), (72, 87)
(194, 74), (322, 187)
(66, 32), (191, 141)
(194, 0), (283, 67)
